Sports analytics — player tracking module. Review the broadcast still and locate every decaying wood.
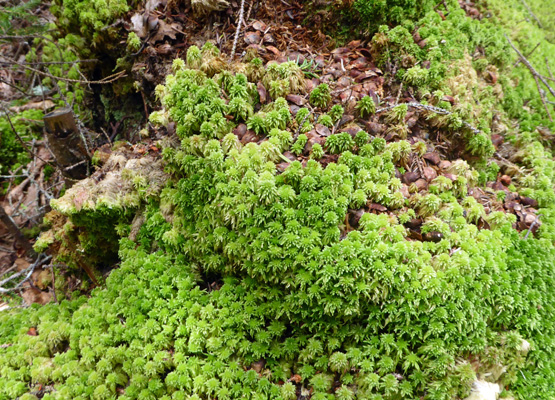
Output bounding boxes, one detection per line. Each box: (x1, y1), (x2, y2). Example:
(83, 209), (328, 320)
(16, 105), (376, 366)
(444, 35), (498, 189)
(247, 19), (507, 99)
(43, 108), (89, 180)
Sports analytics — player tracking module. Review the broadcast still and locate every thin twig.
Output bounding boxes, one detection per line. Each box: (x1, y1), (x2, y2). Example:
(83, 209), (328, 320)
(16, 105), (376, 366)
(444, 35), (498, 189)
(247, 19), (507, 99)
(50, 264), (58, 304)
(1, 107), (58, 169)
(505, 34), (555, 100)
(513, 42), (540, 67)
(230, 0), (246, 59)
(533, 73), (553, 121)
(6, 57), (126, 84)
(376, 102), (481, 135)
(524, 214), (543, 239)
(519, 0), (542, 28)
(0, 255), (52, 293)
(0, 202), (34, 256)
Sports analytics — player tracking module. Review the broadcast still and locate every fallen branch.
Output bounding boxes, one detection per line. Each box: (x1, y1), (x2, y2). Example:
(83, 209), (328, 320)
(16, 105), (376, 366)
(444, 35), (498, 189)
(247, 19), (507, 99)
(230, 0), (246, 59)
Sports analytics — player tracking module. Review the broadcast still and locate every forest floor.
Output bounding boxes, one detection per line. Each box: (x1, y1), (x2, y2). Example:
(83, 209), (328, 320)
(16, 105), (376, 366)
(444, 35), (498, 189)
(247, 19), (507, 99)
(0, 0), (540, 307)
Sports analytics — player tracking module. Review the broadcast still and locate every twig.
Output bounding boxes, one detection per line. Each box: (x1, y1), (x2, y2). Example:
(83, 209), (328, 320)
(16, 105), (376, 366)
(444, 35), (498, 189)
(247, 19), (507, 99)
(513, 42), (540, 67)
(505, 34), (555, 101)
(230, 0), (246, 59)
(50, 264), (58, 304)
(0, 58), (97, 66)
(376, 102), (481, 135)
(395, 82), (404, 105)
(1, 107), (58, 169)
(546, 57), (554, 81)
(5, 57), (126, 84)
(533, 73), (553, 121)
(0, 255), (52, 293)
(519, 0), (542, 28)
(524, 214), (543, 239)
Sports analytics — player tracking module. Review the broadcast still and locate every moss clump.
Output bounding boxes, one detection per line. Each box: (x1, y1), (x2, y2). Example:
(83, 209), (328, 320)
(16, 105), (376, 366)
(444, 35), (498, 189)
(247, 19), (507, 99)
(0, 109), (43, 177)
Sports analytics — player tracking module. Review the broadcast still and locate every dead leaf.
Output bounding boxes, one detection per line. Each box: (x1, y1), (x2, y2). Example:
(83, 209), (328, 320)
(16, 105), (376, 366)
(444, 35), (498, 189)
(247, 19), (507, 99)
(245, 31), (261, 45)
(131, 13), (148, 38)
(21, 287), (52, 305)
(285, 94), (305, 106)
(252, 20), (267, 31)
(368, 203), (387, 212)
(266, 46), (281, 57)
(150, 20), (181, 43)
(315, 124), (331, 137)
(290, 374), (302, 383)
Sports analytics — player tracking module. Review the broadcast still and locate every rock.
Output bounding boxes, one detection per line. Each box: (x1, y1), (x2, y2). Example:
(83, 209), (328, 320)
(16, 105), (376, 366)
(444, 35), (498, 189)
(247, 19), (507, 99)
(464, 381), (501, 400)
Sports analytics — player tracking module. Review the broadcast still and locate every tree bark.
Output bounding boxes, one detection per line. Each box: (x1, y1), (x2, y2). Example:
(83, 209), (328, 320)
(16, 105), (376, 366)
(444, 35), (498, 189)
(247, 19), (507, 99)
(43, 108), (89, 181)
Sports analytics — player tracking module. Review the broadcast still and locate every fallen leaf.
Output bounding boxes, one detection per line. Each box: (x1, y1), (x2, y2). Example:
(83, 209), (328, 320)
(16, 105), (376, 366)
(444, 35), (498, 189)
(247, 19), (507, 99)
(315, 124), (331, 137)
(244, 31), (261, 45)
(285, 94), (305, 106)
(290, 374), (302, 383)
(252, 20), (267, 31)
(266, 46), (281, 56)
(150, 20), (181, 43)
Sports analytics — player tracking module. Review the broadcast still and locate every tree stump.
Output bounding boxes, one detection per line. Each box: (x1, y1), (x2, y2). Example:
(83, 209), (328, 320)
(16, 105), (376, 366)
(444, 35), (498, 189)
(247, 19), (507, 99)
(43, 108), (89, 181)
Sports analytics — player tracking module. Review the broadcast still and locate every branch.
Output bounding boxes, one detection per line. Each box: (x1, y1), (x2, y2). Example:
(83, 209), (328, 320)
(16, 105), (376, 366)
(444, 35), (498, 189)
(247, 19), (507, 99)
(0, 255), (52, 293)
(519, 0), (543, 28)
(375, 102), (482, 135)
(505, 34), (555, 101)
(230, 0), (246, 59)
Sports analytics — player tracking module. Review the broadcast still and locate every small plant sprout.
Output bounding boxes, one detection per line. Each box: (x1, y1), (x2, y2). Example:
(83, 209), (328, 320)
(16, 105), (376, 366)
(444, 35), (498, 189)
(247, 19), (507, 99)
(318, 114), (334, 128)
(310, 83), (331, 108)
(311, 143), (324, 159)
(325, 132), (355, 154)
(356, 95), (376, 117)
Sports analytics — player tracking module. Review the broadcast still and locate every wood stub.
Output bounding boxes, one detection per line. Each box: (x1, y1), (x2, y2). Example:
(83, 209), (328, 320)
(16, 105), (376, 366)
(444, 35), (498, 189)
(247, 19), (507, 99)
(43, 108), (89, 180)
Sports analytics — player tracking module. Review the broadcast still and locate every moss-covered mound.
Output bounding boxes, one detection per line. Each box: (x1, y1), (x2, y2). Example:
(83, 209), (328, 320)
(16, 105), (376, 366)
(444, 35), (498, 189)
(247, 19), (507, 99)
(3, 1), (555, 399)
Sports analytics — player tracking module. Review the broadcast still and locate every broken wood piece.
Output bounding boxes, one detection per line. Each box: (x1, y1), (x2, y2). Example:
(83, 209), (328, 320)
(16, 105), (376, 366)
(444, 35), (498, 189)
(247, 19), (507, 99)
(43, 108), (89, 181)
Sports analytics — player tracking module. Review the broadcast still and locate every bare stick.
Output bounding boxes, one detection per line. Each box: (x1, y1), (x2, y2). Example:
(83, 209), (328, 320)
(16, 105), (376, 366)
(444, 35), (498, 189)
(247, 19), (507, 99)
(50, 264), (58, 304)
(376, 102), (482, 135)
(5, 58), (126, 85)
(533, 73), (553, 121)
(505, 34), (555, 100)
(513, 42), (540, 67)
(230, 0), (246, 59)
(519, 0), (542, 28)
(524, 214), (543, 239)
(0, 255), (52, 293)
